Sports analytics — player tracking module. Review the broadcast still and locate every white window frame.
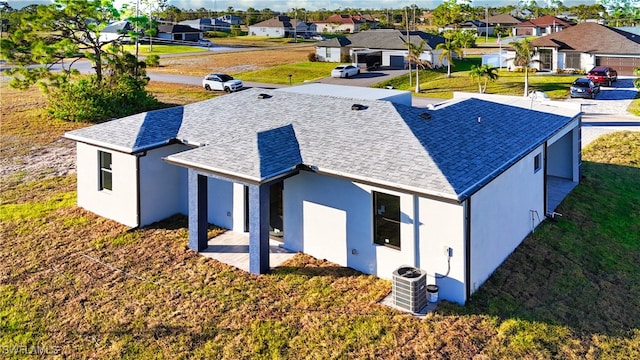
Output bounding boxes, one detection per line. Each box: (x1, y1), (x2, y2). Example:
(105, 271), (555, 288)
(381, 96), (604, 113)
(99, 150), (113, 191)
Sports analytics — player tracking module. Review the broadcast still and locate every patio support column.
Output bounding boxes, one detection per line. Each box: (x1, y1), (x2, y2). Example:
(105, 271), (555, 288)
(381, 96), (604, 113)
(248, 183), (270, 274)
(188, 169), (208, 252)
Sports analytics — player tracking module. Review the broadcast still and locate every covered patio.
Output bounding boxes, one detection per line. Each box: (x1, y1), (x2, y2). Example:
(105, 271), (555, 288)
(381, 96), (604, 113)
(201, 231), (297, 272)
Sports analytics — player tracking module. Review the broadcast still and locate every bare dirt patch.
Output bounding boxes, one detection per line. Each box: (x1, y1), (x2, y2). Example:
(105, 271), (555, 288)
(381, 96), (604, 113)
(151, 46), (315, 77)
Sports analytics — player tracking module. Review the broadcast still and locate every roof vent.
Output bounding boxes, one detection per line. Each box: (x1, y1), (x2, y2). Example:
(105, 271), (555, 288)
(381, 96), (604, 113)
(257, 93), (272, 99)
(420, 112), (432, 120)
(351, 104), (368, 111)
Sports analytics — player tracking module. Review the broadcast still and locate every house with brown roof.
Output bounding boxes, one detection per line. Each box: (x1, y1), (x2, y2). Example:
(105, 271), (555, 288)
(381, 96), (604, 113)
(315, 14), (370, 34)
(530, 22), (640, 75)
(487, 13), (523, 36)
(514, 15), (573, 36)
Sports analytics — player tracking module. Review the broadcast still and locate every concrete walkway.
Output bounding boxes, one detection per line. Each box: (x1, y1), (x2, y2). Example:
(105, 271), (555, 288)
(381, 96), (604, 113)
(200, 231), (297, 272)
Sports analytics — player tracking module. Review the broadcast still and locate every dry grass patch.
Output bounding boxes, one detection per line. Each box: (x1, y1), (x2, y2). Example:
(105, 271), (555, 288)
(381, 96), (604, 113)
(151, 46), (314, 77)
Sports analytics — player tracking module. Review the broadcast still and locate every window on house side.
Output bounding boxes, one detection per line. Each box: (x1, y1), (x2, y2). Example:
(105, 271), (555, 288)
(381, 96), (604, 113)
(534, 153), (541, 173)
(99, 150), (112, 191)
(373, 191), (401, 249)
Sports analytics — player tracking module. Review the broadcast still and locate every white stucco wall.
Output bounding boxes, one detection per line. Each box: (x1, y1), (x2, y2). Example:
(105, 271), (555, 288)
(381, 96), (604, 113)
(284, 172), (415, 277)
(315, 47), (342, 62)
(206, 177), (234, 230)
(139, 144), (189, 226)
(76, 143), (139, 227)
(249, 26), (285, 37)
(469, 145), (545, 294)
(283, 171), (466, 303)
(547, 121), (581, 181)
(417, 197), (467, 304)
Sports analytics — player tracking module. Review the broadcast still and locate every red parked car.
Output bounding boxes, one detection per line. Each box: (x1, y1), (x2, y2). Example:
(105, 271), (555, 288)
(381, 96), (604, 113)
(587, 66), (618, 87)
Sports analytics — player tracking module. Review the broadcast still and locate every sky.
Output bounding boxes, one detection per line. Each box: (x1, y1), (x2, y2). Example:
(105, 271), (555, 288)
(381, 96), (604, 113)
(7, 0), (601, 12)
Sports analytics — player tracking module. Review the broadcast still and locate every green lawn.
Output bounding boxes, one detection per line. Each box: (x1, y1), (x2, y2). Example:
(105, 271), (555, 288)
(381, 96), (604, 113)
(121, 44), (208, 55)
(373, 57), (579, 99)
(237, 62), (338, 85)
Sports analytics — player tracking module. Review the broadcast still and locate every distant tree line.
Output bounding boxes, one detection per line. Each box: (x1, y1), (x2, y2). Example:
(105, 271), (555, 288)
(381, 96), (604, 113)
(3, 0), (637, 32)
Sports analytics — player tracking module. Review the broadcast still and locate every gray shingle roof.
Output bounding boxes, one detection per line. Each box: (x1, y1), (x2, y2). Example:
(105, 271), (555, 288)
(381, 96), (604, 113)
(65, 88), (578, 201)
(316, 29), (445, 50)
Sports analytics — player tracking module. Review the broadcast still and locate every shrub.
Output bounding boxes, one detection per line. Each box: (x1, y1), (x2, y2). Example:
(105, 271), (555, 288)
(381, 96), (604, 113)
(341, 54), (352, 63)
(308, 52), (318, 62)
(634, 78), (640, 90)
(46, 75), (160, 122)
(145, 54), (160, 67)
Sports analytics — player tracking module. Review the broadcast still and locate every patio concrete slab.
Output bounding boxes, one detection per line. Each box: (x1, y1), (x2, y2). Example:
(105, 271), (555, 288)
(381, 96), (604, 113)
(201, 231), (297, 272)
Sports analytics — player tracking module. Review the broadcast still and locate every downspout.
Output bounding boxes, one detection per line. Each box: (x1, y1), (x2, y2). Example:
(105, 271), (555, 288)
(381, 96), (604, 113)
(136, 154), (141, 228)
(465, 198), (472, 303)
(135, 151), (147, 228)
(543, 142), (548, 216)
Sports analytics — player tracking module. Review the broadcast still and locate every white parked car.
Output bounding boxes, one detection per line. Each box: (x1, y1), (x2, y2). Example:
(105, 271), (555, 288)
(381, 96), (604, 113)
(202, 73), (243, 92)
(331, 64), (360, 78)
(198, 39), (213, 47)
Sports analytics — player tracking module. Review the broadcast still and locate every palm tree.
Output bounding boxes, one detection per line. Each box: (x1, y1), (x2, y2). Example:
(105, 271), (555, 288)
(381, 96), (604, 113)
(469, 65), (483, 93)
(454, 30), (476, 59)
(511, 38), (537, 96)
(436, 38), (463, 78)
(405, 39), (432, 93)
(469, 64), (499, 93)
(480, 64), (499, 93)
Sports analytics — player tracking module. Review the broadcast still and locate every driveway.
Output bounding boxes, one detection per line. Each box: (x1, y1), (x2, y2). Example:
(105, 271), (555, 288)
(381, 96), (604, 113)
(566, 77), (637, 116)
(565, 77), (640, 146)
(316, 68), (409, 87)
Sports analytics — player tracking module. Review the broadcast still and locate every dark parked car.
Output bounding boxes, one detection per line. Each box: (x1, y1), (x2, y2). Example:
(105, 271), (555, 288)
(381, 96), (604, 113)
(587, 66), (617, 87)
(570, 78), (600, 99)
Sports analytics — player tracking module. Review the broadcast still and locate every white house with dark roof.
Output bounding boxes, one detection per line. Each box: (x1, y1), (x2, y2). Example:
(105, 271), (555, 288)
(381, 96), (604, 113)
(64, 84), (582, 305)
(316, 29), (447, 68)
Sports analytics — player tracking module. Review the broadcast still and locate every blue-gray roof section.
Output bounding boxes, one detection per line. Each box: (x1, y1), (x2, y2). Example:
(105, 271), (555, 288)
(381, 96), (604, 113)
(65, 87), (579, 201)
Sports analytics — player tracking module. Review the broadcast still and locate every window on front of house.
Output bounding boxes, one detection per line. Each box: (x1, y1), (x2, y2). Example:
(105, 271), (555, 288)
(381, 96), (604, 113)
(326, 47), (332, 58)
(373, 191), (401, 249)
(534, 153), (542, 173)
(99, 150), (112, 191)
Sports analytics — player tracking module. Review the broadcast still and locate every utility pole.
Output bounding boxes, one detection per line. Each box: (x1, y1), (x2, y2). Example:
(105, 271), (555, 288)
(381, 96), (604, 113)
(135, 0), (139, 63)
(406, 6), (411, 87)
(485, 7), (488, 43)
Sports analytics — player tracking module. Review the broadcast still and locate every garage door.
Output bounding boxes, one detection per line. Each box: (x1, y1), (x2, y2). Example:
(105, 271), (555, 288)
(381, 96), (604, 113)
(389, 55), (405, 68)
(596, 56), (640, 76)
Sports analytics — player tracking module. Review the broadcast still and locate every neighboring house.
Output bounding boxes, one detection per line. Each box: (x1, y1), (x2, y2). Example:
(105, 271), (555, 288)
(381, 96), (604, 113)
(528, 22), (640, 75)
(314, 14), (365, 34)
(487, 13), (523, 36)
(157, 24), (202, 42)
(179, 18), (230, 32)
(64, 84), (582, 305)
(217, 14), (243, 25)
(315, 29), (447, 68)
(248, 16), (294, 37)
(292, 19), (317, 37)
(442, 20), (494, 36)
(514, 15), (573, 36)
(179, 18), (212, 31)
(99, 20), (134, 43)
